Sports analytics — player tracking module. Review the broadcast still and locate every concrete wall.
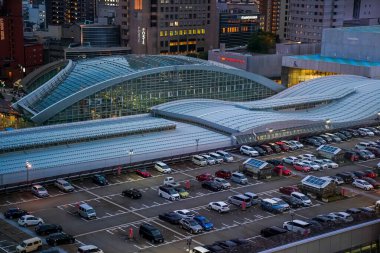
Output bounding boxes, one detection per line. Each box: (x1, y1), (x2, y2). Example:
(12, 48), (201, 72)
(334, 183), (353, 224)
(261, 219), (380, 253)
(247, 54), (282, 78)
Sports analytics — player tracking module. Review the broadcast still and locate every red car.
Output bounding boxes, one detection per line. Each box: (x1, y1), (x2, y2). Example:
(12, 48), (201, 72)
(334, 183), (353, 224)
(135, 169), (152, 178)
(363, 170), (377, 179)
(293, 162), (311, 172)
(215, 169), (232, 179)
(279, 186), (299, 195)
(196, 173), (214, 182)
(275, 142), (290, 152)
(273, 165), (292, 176)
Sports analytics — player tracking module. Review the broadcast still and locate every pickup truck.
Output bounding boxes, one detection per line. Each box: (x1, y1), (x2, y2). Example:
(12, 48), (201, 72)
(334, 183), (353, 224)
(163, 177), (180, 187)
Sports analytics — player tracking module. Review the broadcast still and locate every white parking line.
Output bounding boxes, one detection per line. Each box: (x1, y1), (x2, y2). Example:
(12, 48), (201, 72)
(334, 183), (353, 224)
(106, 230), (114, 235)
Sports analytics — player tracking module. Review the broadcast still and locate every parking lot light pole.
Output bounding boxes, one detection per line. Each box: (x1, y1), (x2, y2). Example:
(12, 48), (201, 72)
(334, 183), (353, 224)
(290, 210), (294, 224)
(195, 139), (200, 153)
(128, 149), (134, 166)
(25, 160), (32, 186)
(377, 112), (380, 120)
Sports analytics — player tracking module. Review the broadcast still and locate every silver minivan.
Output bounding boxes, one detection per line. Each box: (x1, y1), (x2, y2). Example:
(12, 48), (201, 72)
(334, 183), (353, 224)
(231, 172), (248, 185)
(228, 194), (252, 207)
(78, 203), (96, 219)
(192, 155), (207, 166)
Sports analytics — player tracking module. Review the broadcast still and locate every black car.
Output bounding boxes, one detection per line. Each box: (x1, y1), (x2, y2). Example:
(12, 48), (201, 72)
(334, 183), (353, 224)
(139, 223), (164, 244)
(35, 224), (62, 236)
(304, 138), (321, 147)
(346, 129), (360, 137)
(313, 136), (327, 144)
(266, 159), (283, 166)
(352, 171), (366, 179)
(354, 150), (372, 160)
(253, 146), (267, 156)
(260, 226), (287, 237)
(204, 244), (225, 252)
(46, 232), (75, 246)
(158, 212), (182, 224)
(336, 172), (355, 183)
(280, 195), (302, 208)
(344, 151), (359, 161)
(359, 207), (376, 214)
(346, 208), (362, 215)
(335, 132), (348, 141)
(230, 238), (250, 246)
(214, 240), (238, 249)
(260, 145), (274, 154)
(92, 174), (108, 186)
(4, 208), (28, 219)
(202, 181), (222, 192)
(268, 143), (281, 153)
(122, 188), (142, 199)
(339, 131), (352, 139)
(312, 216), (333, 226)
(305, 219), (323, 231)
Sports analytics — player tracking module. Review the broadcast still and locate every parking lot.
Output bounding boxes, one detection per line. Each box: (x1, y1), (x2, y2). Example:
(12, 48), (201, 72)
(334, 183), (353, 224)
(0, 135), (379, 253)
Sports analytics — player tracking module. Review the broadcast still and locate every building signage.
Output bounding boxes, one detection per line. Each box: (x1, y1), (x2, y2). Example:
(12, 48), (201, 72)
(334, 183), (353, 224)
(0, 18), (4, 40)
(137, 26), (146, 45)
(220, 57), (245, 64)
(141, 27), (146, 45)
(240, 15), (258, 20)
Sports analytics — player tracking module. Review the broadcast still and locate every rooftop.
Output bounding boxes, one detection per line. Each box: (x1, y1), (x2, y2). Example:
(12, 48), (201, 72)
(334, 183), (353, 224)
(333, 25), (380, 33)
(288, 55), (380, 67)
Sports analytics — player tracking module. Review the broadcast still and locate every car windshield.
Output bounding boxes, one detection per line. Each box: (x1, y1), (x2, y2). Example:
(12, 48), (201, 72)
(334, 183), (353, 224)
(87, 209), (95, 214)
(200, 217), (210, 223)
(217, 179), (227, 183)
(151, 229), (161, 236)
(300, 196), (309, 201)
(38, 186), (47, 191)
(168, 188), (177, 194)
(63, 182), (71, 187)
(224, 154), (232, 158)
(176, 188), (186, 193)
(20, 242), (27, 247)
(189, 220), (198, 226)
(246, 147), (254, 151)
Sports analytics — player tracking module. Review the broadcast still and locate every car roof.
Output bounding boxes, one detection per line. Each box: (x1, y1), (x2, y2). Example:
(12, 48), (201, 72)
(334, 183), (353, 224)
(291, 192), (305, 196)
(79, 245), (99, 250)
(262, 198), (277, 204)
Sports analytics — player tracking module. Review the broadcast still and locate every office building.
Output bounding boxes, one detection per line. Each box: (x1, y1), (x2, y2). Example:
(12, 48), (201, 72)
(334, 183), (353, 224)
(128, 0), (218, 54)
(81, 24), (121, 47)
(218, 1), (260, 48)
(257, 0), (281, 34)
(45, 0), (96, 25)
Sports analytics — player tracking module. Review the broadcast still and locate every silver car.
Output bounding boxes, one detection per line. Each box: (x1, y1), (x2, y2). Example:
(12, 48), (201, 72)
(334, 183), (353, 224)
(213, 177), (231, 189)
(179, 219), (203, 234)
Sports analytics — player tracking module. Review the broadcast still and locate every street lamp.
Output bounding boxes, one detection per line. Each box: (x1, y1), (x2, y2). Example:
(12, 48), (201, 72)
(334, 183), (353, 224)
(128, 149), (134, 165)
(268, 128), (273, 134)
(377, 112), (380, 120)
(325, 119), (331, 125)
(195, 138), (200, 153)
(25, 160), (32, 186)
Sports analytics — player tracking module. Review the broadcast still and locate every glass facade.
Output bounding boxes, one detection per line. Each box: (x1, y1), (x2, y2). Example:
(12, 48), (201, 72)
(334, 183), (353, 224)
(82, 26), (121, 47)
(47, 69), (276, 124)
(282, 67), (338, 87)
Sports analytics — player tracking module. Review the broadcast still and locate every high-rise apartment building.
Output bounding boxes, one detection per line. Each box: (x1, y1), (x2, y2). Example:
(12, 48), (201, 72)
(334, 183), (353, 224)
(129, 0), (218, 54)
(257, 0), (280, 34)
(45, 0), (96, 25)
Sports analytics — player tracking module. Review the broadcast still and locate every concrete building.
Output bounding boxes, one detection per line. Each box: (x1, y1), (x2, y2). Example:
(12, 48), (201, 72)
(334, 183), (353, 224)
(282, 25), (380, 87)
(45, 0), (96, 25)
(218, 1), (260, 48)
(257, 0), (281, 34)
(128, 0), (218, 54)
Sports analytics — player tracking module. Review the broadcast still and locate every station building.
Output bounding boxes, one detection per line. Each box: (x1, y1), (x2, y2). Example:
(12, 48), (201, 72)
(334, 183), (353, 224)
(14, 55), (283, 124)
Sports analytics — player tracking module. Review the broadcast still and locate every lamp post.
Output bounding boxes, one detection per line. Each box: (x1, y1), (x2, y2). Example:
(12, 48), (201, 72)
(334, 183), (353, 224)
(128, 149), (134, 166)
(195, 138), (200, 153)
(377, 112), (380, 120)
(325, 119), (331, 129)
(290, 209), (294, 224)
(268, 128), (273, 134)
(25, 160), (32, 186)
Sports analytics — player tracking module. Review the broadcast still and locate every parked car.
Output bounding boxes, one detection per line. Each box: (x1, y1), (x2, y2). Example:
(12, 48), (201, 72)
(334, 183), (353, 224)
(179, 219), (203, 234)
(344, 151), (359, 161)
(243, 192), (259, 205)
(173, 187), (189, 198)
(4, 208), (28, 219)
(293, 162), (311, 172)
(122, 188), (142, 199)
(300, 160), (321, 171)
(208, 152), (224, 163)
(16, 237), (42, 253)
(194, 215), (214, 231)
(282, 141), (298, 151)
(365, 147), (380, 157)
(163, 177), (180, 187)
(214, 169), (232, 179)
(77, 245), (104, 253)
(346, 208), (362, 215)
(260, 145), (274, 154)
(312, 216), (334, 226)
(266, 159), (283, 166)
(279, 186), (299, 195)
(275, 141), (290, 152)
(92, 174), (109, 185)
(273, 165), (292, 176)
(324, 176), (344, 185)
(313, 136), (327, 144)
(291, 192), (311, 206)
(260, 198), (286, 213)
(313, 159), (328, 170)
(158, 186), (180, 201)
(268, 143), (282, 153)
(18, 215), (44, 227)
(358, 128), (375, 136)
(271, 197), (290, 211)
(362, 177), (380, 188)
(154, 161), (172, 173)
(139, 223), (164, 244)
(346, 129), (360, 137)
(31, 185), (49, 198)
(321, 159), (339, 169)
(208, 201), (230, 213)
(363, 169), (377, 178)
(201, 154), (217, 165)
(174, 209), (196, 219)
(202, 181), (222, 192)
(240, 145), (259, 156)
(289, 140), (304, 149)
(304, 138), (322, 147)
(158, 212), (182, 224)
(336, 172), (355, 183)
(135, 169), (152, 178)
(354, 149), (375, 160)
(214, 240), (238, 249)
(216, 150), (234, 162)
(329, 212), (353, 223)
(352, 171), (366, 179)
(282, 156), (299, 165)
(192, 155), (207, 166)
(320, 134), (333, 143)
(325, 133), (342, 142)
(46, 232), (75, 246)
(367, 127), (380, 135)
(213, 177), (231, 189)
(352, 179), (374, 190)
(253, 146), (267, 156)
(54, 179), (75, 192)
(260, 226), (287, 238)
(280, 195), (303, 208)
(230, 172), (248, 185)
(196, 173), (214, 182)
(298, 153), (316, 161)
(35, 224), (62, 236)
(283, 220), (311, 234)
(228, 194), (252, 208)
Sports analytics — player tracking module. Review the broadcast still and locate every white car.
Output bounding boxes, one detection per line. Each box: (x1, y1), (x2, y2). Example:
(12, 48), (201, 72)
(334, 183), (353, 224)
(174, 209), (196, 219)
(282, 156), (298, 165)
(313, 159), (328, 170)
(31, 185), (49, 198)
(289, 140), (304, 149)
(283, 220), (311, 234)
(208, 201), (230, 213)
(54, 179), (75, 192)
(297, 154), (316, 161)
(358, 128), (374, 136)
(213, 177), (231, 189)
(321, 159), (339, 169)
(154, 161), (172, 173)
(291, 192), (311, 206)
(209, 152), (224, 163)
(77, 245), (104, 253)
(301, 160), (321, 171)
(323, 176), (344, 185)
(201, 155), (216, 165)
(216, 150), (234, 162)
(329, 212), (353, 223)
(352, 179), (374, 190)
(240, 145), (259, 157)
(377, 161), (380, 169)
(18, 215), (44, 227)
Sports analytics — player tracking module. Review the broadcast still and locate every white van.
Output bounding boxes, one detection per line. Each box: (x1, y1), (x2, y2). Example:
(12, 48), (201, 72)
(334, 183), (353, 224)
(77, 245), (104, 253)
(16, 237), (42, 253)
(192, 155), (207, 166)
(54, 179), (75, 192)
(158, 186), (180, 201)
(191, 246), (210, 253)
(154, 161), (172, 173)
(78, 203), (96, 219)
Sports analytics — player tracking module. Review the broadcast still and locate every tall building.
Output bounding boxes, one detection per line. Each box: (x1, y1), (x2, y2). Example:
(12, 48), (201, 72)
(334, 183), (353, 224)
(0, 0), (25, 83)
(129, 0), (218, 55)
(45, 0), (96, 25)
(218, 1), (260, 48)
(118, 0), (128, 46)
(257, 0), (280, 34)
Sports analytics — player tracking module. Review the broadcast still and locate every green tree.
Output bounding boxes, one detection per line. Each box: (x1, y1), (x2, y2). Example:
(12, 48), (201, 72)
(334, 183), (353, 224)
(247, 30), (276, 54)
